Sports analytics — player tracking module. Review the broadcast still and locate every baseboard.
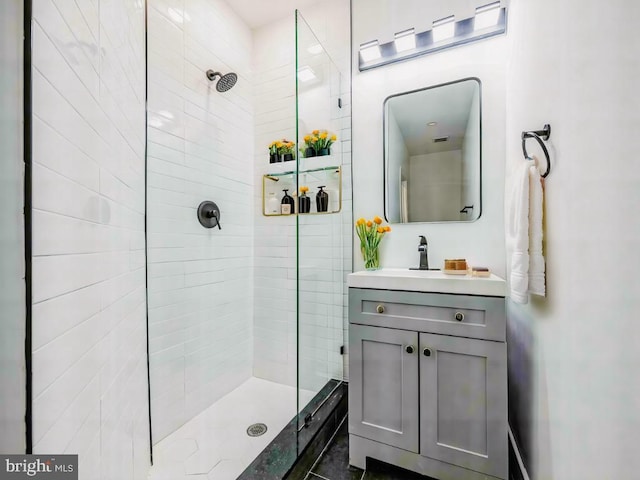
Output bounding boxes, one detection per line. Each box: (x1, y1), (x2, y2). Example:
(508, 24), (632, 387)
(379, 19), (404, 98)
(508, 426), (530, 480)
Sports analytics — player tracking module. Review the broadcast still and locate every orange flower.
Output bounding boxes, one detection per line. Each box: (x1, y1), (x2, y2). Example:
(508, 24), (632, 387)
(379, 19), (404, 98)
(300, 186), (309, 193)
(377, 227), (384, 233)
(366, 220), (373, 227)
(384, 226), (391, 232)
(373, 216), (382, 224)
(312, 129), (320, 135)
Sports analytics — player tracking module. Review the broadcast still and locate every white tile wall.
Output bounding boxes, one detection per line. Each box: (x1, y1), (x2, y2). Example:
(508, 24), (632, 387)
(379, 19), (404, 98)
(31, 1), (148, 479)
(252, 1), (352, 392)
(147, 0), (255, 443)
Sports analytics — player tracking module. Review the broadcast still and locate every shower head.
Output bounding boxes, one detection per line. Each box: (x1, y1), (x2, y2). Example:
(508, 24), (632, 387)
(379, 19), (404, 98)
(206, 69), (238, 92)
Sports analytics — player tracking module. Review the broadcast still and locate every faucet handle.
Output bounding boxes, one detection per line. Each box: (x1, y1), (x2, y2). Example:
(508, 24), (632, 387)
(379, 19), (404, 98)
(418, 235), (427, 246)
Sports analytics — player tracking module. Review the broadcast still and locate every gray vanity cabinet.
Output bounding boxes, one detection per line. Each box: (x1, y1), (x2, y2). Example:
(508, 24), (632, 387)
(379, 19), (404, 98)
(349, 324), (419, 452)
(419, 332), (507, 478)
(349, 287), (507, 480)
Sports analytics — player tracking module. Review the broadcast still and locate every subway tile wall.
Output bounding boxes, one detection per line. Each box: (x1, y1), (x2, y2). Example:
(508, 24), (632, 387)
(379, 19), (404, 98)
(30, 0), (148, 479)
(252, 1), (352, 392)
(146, 0), (254, 443)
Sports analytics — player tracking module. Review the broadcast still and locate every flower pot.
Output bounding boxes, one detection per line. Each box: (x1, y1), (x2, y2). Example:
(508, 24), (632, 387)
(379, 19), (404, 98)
(361, 245), (380, 270)
(269, 153), (278, 163)
(304, 147), (316, 158)
(317, 148), (330, 156)
(282, 153), (294, 162)
(299, 194), (310, 213)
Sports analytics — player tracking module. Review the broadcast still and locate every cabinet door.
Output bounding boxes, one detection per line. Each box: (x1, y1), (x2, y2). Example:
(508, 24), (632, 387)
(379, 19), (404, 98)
(420, 333), (507, 479)
(349, 325), (419, 453)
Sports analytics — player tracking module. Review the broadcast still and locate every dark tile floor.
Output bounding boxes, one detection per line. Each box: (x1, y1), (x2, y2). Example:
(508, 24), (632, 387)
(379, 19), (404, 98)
(305, 419), (434, 480)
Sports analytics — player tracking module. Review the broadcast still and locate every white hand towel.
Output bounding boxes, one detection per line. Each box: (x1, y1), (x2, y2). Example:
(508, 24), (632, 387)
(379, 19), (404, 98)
(506, 160), (533, 304)
(528, 163), (546, 296)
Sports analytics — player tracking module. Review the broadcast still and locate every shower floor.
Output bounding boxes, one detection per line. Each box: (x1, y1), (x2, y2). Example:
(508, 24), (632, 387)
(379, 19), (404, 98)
(147, 377), (316, 480)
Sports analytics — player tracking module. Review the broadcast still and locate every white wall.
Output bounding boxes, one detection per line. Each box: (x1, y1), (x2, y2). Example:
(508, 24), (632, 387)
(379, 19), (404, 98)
(251, 13), (298, 387)
(505, 1), (640, 479)
(352, 0), (507, 274)
(408, 151), (462, 222)
(147, 0), (254, 442)
(0, 0), (26, 454)
(30, 1), (149, 478)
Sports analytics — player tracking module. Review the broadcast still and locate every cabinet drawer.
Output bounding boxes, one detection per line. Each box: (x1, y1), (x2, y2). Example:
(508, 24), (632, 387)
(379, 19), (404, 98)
(349, 288), (505, 342)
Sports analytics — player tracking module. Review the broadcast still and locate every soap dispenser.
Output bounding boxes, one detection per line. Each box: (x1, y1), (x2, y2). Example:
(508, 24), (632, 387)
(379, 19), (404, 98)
(281, 189), (294, 214)
(316, 186), (328, 213)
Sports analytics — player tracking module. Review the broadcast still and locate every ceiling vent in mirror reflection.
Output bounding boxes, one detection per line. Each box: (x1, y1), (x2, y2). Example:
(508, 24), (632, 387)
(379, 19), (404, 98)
(358, 4), (506, 71)
(384, 78), (482, 224)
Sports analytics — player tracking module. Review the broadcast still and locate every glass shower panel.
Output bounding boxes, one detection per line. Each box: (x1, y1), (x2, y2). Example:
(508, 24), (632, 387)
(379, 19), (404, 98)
(295, 11), (350, 423)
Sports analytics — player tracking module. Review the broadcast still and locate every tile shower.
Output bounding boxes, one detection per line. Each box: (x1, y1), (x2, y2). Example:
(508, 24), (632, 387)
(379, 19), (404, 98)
(26, 0), (351, 479)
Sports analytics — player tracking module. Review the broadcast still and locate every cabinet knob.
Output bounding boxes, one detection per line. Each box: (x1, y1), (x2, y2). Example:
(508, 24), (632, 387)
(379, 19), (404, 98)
(423, 348), (432, 357)
(455, 311), (465, 322)
(405, 345), (415, 354)
(376, 304), (386, 314)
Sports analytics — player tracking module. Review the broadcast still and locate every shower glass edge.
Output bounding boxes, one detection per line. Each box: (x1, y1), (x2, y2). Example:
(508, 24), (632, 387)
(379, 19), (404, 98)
(295, 9), (348, 432)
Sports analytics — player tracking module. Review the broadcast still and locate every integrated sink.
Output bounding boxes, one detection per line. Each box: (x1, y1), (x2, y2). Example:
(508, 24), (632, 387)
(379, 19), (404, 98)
(347, 268), (506, 296)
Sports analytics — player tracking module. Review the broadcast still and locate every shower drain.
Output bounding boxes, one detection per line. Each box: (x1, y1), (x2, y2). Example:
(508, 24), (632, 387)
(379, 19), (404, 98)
(246, 423), (268, 437)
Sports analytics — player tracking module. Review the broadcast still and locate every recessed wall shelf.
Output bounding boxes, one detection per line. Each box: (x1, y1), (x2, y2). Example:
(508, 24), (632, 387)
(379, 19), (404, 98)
(262, 166), (342, 216)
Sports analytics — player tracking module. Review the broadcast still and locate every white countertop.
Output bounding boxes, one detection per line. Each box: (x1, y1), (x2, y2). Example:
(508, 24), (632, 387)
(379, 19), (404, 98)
(347, 268), (506, 297)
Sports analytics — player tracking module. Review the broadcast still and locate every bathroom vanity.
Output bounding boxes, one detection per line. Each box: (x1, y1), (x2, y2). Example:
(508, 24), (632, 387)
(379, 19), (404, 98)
(347, 269), (507, 480)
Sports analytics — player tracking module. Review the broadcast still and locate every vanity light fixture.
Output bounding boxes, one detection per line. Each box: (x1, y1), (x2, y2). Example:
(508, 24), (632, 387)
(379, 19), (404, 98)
(432, 15), (456, 42)
(297, 66), (317, 82)
(474, 1), (501, 30)
(358, 4), (507, 71)
(394, 28), (416, 53)
(359, 40), (382, 62)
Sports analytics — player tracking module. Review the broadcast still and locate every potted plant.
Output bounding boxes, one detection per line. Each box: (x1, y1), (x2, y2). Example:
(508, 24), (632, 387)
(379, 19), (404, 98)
(299, 186), (311, 213)
(302, 134), (316, 157)
(268, 141), (279, 163)
(312, 130), (337, 156)
(279, 139), (296, 162)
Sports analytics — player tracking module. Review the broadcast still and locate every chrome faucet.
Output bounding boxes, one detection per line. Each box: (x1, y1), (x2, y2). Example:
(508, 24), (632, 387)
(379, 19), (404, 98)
(418, 235), (429, 270)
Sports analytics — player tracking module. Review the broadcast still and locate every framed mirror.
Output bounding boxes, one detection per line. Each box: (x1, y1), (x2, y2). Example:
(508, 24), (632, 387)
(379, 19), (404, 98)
(384, 78), (481, 223)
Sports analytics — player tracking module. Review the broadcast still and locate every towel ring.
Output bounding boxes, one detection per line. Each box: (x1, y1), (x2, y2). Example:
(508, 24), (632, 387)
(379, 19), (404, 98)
(521, 124), (551, 178)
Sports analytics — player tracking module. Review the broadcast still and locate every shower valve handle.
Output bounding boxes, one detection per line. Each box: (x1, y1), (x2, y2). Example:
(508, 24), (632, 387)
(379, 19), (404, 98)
(208, 210), (222, 230)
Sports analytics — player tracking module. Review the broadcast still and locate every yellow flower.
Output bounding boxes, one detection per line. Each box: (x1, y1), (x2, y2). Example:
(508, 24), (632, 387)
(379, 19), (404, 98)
(377, 227), (384, 234)
(384, 226), (391, 232)
(330, 134), (337, 141)
(356, 218), (365, 226)
(304, 135), (311, 142)
(312, 129), (320, 135)
(320, 132), (328, 139)
(366, 220), (373, 228)
(276, 141), (283, 148)
(373, 216), (382, 225)
(311, 136), (318, 142)
(300, 186), (309, 193)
